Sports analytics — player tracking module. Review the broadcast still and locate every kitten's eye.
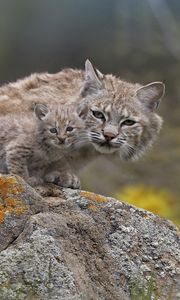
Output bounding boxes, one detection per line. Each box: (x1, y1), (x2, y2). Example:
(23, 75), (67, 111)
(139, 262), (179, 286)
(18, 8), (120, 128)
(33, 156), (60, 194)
(49, 127), (58, 134)
(121, 120), (136, 126)
(91, 110), (105, 120)
(66, 126), (74, 132)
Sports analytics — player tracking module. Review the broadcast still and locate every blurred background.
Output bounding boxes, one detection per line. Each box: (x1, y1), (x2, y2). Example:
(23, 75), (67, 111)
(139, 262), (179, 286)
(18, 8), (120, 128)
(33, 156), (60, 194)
(0, 0), (179, 226)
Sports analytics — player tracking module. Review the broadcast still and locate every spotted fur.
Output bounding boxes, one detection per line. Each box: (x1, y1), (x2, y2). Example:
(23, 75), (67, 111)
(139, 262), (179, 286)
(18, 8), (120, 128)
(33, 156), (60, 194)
(0, 104), (84, 187)
(77, 60), (164, 161)
(0, 59), (165, 170)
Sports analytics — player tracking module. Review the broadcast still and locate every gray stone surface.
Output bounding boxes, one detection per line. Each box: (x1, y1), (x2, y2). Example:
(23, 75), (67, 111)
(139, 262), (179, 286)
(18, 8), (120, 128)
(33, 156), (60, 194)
(0, 175), (44, 251)
(0, 176), (179, 300)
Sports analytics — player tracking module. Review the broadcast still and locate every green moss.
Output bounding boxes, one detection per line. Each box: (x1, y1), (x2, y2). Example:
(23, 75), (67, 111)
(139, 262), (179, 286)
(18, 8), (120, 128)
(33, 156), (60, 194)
(130, 274), (173, 300)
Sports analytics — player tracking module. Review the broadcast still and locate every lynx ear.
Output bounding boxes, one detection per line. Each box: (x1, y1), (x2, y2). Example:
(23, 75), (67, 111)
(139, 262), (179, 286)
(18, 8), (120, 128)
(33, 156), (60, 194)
(81, 59), (104, 96)
(34, 104), (49, 120)
(136, 82), (165, 110)
(95, 68), (104, 80)
(76, 102), (89, 119)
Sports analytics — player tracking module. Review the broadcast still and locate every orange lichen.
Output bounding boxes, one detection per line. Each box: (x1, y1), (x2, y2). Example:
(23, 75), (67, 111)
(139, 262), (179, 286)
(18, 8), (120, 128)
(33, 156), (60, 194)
(88, 203), (99, 212)
(0, 175), (28, 224)
(0, 211), (5, 223)
(0, 175), (25, 198)
(14, 206), (27, 216)
(0, 199), (28, 224)
(4, 197), (17, 207)
(80, 191), (107, 203)
(143, 214), (150, 219)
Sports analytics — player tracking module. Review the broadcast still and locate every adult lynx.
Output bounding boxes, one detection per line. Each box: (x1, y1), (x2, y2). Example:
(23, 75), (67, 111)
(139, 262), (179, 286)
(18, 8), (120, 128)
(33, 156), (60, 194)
(0, 59), (165, 167)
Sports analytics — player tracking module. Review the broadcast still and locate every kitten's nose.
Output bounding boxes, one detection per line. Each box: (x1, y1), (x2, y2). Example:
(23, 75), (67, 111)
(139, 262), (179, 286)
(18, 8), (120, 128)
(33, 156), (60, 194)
(58, 137), (65, 144)
(103, 132), (117, 141)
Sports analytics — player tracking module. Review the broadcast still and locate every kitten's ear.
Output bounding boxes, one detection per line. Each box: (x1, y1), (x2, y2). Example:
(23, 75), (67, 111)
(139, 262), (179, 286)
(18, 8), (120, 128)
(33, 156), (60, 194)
(81, 59), (104, 97)
(136, 82), (165, 110)
(34, 104), (49, 120)
(76, 102), (88, 120)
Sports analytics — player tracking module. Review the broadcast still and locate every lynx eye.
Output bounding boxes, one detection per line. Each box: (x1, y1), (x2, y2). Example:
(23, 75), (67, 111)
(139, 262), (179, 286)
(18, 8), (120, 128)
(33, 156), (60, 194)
(91, 110), (105, 120)
(121, 119), (136, 126)
(49, 127), (58, 134)
(66, 126), (74, 132)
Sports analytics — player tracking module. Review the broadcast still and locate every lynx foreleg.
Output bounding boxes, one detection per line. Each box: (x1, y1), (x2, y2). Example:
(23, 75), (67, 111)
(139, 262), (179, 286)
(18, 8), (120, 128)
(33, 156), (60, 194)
(44, 158), (81, 189)
(5, 143), (43, 186)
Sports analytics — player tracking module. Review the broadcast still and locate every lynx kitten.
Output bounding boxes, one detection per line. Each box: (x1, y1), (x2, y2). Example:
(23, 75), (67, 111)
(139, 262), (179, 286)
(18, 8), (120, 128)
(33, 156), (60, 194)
(0, 104), (84, 188)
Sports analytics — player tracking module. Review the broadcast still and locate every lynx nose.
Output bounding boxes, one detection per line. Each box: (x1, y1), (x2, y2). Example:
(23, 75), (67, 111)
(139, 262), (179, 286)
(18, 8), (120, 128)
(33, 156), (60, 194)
(103, 126), (118, 142)
(103, 132), (117, 141)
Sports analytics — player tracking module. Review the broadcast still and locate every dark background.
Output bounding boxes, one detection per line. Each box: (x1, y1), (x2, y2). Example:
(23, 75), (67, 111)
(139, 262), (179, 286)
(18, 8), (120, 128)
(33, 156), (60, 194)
(0, 0), (179, 225)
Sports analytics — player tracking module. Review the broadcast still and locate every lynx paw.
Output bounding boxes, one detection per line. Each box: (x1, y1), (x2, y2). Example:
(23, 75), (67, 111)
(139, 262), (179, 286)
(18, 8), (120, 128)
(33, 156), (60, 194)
(27, 176), (44, 187)
(45, 171), (81, 189)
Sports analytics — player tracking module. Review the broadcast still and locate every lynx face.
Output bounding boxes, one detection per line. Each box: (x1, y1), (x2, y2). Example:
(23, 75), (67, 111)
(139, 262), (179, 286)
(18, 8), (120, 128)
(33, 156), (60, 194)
(81, 98), (162, 160)
(78, 60), (164, 160)
(35, 104), (85, 149)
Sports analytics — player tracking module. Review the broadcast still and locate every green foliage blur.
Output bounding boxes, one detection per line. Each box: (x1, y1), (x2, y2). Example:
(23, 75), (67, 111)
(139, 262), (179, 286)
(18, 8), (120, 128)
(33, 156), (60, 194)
(130, 274), (173, 300)
(131, 275), (159, 300)
(0, 0), (179, 224)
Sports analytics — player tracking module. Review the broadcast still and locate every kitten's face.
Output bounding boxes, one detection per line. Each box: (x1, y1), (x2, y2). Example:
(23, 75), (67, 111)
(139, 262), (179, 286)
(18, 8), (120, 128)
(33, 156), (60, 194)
(78, 60), (164, 160)
(35, 104), (85, 149)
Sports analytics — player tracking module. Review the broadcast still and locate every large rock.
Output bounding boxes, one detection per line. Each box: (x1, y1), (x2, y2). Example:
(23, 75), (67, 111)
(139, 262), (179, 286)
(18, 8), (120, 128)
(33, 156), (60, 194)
(0, 175), (179, 300)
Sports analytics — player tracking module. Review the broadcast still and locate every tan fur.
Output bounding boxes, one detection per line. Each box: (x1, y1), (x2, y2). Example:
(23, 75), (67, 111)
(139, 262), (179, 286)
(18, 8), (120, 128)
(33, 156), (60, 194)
(0, 68), (141, 114)
(0, 104), (84, 188)
(0, 60), (165, 177)
(0, 69), (84, 113)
